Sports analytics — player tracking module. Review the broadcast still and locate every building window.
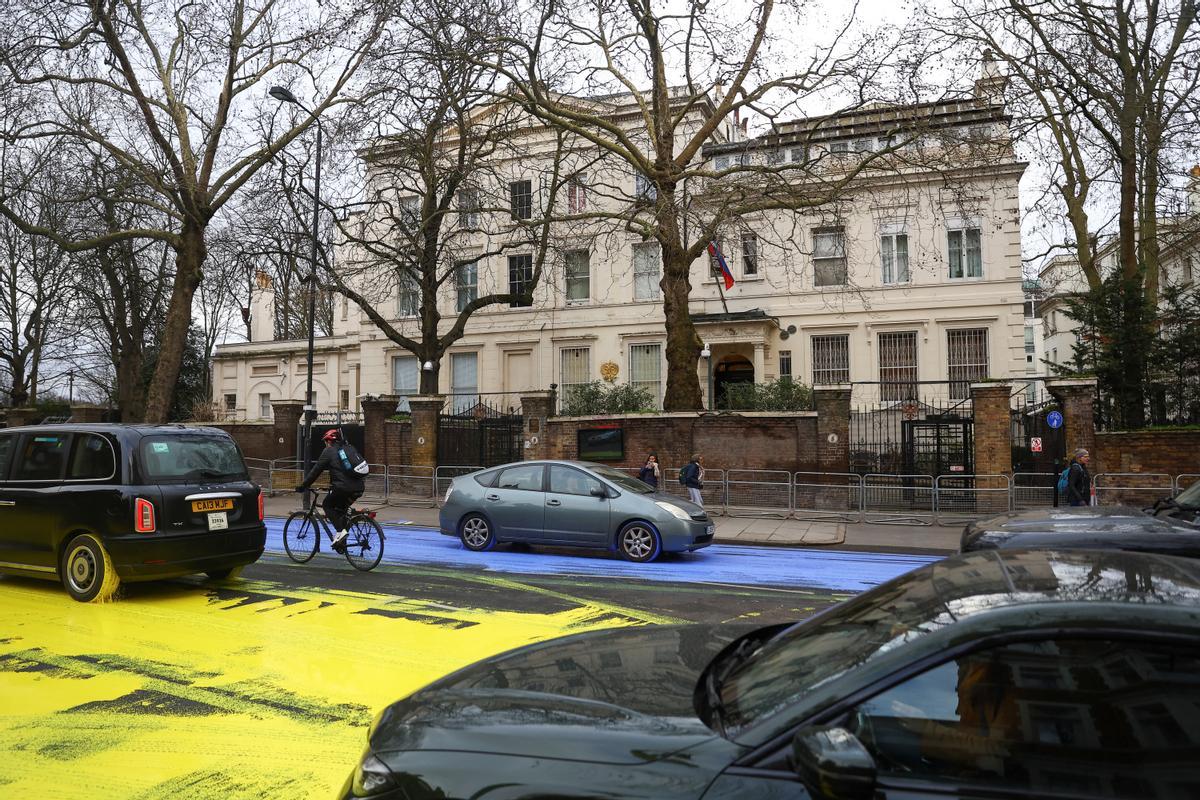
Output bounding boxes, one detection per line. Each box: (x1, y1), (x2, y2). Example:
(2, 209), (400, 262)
(392, 355), (418, 412)
(829, 141), (849, 153)
(1024, 326), (1036, 365)
(509, 180), (532, 220)
(813, 227), (847, 287)
(565, 250), (589, 303)
(457, 188), (480, 228)
(742, 234), (758, 277)
(947, 224), (982, 279)
(1183, 257), (1194, 285)
(450, 352), (478, 411)
(812, 334), (850, 385)
(947, 328), (989, 399)
(635, 173), (657, 201)
(767, 148), (784, 165)
(633, 242), (660, 300)
(224, 393), (237, 412)
(397, 275), (420, 317)
(789, 146), (808, 163)
(508, 254), (534, 307)
(455, 260), (478, 312)
(878, 331), (918, 401)
(340, 389), (350, 410)
(881, 232), (909, 285)
(630, 343), (662, 407)
(853, 138), (872, 152)
(714, 155), (730, 171)
(399, 195), (420, 227)
(258, 393), (271, 419)
(567, 174), (587, 213)
(779, 350), (792, 378)
(560, 347), (590, 407)
(341, 295), (349, 320)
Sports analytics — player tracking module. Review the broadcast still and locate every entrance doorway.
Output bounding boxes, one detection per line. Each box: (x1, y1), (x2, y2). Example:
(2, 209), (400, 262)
(714, 356), (754, 409)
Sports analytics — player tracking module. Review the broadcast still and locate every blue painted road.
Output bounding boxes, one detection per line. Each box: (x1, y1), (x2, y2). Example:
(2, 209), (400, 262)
(264, 517), (937, 592)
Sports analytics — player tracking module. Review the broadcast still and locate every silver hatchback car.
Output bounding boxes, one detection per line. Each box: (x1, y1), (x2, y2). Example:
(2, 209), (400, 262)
(438, 460), (715, 562)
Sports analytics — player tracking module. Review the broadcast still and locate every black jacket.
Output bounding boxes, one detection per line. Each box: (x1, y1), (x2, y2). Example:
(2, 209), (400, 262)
(1067, 461), (1090, 505)
(681, 461), (703, 489)
(299, 444), (366, 493)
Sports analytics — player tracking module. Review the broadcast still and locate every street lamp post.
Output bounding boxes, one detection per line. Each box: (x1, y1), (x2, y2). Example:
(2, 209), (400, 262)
(68, 370), (74, 405)
(700, 344), (713, 410)
(270, 86), (322, 504)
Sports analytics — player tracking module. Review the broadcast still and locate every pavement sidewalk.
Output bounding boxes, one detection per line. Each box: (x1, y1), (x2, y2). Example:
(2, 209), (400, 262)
(265, 496), (961, 554)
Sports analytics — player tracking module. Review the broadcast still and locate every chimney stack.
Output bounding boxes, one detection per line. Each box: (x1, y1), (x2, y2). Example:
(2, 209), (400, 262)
(974, 48), (1008, 102)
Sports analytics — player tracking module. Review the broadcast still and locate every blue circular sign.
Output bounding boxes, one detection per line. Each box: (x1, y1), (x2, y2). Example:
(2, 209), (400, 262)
(1047, 410), (1064, 429)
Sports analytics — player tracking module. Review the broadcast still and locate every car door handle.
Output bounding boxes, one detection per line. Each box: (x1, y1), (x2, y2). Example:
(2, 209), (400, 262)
(485, 494), (500, 501)
(0, 501), (13, 507)
(546, 499), (561, 507)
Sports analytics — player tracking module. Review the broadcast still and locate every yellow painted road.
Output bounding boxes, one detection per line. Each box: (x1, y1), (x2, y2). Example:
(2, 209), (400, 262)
(0, 568), (676, 799)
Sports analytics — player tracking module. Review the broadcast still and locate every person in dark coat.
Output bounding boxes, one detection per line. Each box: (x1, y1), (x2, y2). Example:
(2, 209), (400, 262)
(295, 428), (366, 550)
(637, 453), (661, 489)
(681, 454), (705, 507)
(1067, 448), (1091, 507)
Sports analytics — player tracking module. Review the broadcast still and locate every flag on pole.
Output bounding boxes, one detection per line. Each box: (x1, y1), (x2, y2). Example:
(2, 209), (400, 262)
(707, 240), (735, 290)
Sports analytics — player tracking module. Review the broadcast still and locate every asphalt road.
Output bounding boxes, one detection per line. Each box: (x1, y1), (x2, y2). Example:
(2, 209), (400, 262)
(0, 533), (931, 800)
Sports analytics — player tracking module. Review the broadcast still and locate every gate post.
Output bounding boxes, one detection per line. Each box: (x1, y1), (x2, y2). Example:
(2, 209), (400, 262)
(970, 383), (1013, 514)
(520, 390), (556, 461)
(1045, 378), (1097, 462)
(361, 395), (401, 465)
(813, 384), (852, 474)
(408, 395), (444, 469)
(270, 400), (305, 461)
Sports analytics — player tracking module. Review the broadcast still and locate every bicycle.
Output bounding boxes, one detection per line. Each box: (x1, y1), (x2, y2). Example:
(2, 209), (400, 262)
(283, 487), (386, 571)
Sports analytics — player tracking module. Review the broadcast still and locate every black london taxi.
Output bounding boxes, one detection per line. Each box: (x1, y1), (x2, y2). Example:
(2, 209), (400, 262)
(0, 424), (266, 601)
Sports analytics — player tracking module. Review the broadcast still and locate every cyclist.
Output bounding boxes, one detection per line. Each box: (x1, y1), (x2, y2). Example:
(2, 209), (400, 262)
(294, 429), (365, 551)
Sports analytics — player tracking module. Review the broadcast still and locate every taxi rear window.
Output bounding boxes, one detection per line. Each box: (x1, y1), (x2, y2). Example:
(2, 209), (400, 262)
(140, 435), (248, 483)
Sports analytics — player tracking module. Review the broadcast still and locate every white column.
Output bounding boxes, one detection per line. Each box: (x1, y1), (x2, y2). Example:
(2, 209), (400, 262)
(753, 343), (765, 383)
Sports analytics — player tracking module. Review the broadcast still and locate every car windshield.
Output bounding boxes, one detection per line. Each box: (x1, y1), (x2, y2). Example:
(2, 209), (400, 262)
(716, 561), (960, 733)
(1175, 480), (1200, 508)
(140, 435), (248, 483)
(588, 465), (653, 494)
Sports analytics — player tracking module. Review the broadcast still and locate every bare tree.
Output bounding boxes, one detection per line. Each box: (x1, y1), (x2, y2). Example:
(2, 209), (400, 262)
(0, 0), (389, 421)
(932, 0), (1200, 426)
(493, 0), (916, 409)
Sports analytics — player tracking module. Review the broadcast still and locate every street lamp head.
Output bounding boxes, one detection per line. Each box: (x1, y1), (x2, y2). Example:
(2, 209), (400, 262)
(701, 345), (711, 358)
(269, 86), (299, 105)
(422, 361), (435, 371)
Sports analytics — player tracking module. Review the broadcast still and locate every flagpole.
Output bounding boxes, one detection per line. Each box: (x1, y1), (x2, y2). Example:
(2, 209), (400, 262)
(714, 268), (730, 314)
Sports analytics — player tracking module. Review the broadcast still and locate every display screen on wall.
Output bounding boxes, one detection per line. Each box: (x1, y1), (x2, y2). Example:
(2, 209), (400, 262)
(577, 427), (624, 461)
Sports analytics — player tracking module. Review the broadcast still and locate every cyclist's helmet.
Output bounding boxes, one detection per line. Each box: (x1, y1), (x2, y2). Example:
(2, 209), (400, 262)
(322, 429), (342, 444)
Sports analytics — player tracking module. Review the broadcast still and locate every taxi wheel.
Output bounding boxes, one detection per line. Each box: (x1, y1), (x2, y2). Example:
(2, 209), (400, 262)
(61, 534), (121, 603)
(206, 566), (243, 580)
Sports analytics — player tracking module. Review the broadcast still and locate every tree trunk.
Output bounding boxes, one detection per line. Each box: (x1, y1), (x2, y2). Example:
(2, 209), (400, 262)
(661, 244), (703, 411)
(144, 225), (206, 423)
(419, 364), (440, 395)
(116, 344), (146, 422)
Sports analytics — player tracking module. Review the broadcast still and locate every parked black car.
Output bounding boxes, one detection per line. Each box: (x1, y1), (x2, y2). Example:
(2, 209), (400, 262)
(961, 505), (1200, 558)
(0, 424), (266, 601)
(343, 549), (1200, 799)
(1148, 477), (1200, 525)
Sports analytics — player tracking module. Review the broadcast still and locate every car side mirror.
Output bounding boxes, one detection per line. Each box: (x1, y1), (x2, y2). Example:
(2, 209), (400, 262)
(790, 725), (876, 800)
(590, 486), (609, 499)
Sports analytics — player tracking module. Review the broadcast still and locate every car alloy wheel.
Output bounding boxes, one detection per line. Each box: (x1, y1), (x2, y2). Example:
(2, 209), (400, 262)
(460, 514), (495, 552)
(618, 522), (660, 563)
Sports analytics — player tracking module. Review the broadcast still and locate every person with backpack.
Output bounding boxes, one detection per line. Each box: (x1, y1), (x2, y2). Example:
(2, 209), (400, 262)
(637, 452), (661, 490)
(680, 453), (705, 507)
(295, 428), (368, 551)
(1064, 448), (1092, 507)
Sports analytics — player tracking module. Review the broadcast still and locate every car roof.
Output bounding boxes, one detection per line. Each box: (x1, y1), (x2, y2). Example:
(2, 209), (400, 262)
(0, 423), (232, 439)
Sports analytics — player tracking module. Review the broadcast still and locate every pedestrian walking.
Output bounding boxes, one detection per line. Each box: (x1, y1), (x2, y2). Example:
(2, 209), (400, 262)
(1067, 448), (1091, 507)
(637, 452), (661, 490)
(681, 453), (705, 507)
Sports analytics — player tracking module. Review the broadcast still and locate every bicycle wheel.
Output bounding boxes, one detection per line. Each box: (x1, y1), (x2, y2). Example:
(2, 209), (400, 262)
(283, 511), (319, 563)
(343, 515), (384, 571)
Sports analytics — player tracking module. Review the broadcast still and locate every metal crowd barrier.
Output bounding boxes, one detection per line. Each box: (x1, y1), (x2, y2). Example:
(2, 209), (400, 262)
(1011, 472), (1058, 511)
(387, 464), (437, 504)
(862, 474), (936, 526)
(792, 472), (862, 523)
(934, 474), (1012, 526)
(244, 458), (271, 492)
(656, 467), (727, 515)
(435, 465), (483, 500)
(1176, 474), (1200, 494)
(1092, 473), (1174, 507)
(359, 463), (389, 500)
(725, 469), (790, 519)
(268, 458), (303, 494)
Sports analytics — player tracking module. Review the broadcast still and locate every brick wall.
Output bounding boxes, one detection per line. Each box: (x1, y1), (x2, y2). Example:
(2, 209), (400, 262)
(203, 422), (279, 461)
(544, 411), (826, 473)
(382, 418), (414, 465)
(1094, 430), (1200, 478)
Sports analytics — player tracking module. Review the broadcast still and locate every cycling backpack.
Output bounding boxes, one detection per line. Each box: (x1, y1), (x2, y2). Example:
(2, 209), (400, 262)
(1056, 466), (1071, 495)
(678, 465), (688, 486)
(337, 443), (371, 476)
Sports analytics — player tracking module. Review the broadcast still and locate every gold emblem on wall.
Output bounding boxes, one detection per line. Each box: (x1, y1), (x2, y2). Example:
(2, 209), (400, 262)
(600, 361), (620, 382)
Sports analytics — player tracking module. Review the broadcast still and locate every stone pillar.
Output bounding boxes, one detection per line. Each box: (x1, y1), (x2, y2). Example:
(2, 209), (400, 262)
(361, 395), (401, 465)
(1045, 378), (1097, 460)
(407, 395), (444, 469)
(271, 400), (305, 461)
(969, 383), (1013, 476)
(813, 384), (852, 474)
(752, 343), (765, 383)
(70, 404), (107, 424)
(521, 390), (557, 460)
(5, 407), (39, 427)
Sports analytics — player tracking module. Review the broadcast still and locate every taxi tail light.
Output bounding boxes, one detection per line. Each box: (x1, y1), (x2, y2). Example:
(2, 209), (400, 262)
(134, 498), (156, 533)
(257, 489), (265, 521)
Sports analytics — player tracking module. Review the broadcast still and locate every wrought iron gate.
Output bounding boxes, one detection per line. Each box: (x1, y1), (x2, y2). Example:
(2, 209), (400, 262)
(902, 417), (974, 476)
(1011, 397), (1066, 473)
(437, 397), (523, 468)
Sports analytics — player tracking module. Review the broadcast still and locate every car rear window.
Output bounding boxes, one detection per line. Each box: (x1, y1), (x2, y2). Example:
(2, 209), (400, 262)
(12, 434), (70, 481)
(140, 435), (248, 483)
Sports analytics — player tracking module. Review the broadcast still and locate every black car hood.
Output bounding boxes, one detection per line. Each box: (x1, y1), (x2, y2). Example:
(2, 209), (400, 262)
(963, 506), (1200, 556)
(369, 624), (754, 764)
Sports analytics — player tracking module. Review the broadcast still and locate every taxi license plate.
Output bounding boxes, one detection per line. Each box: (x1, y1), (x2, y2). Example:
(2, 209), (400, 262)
(706, 524), (715, 536)
(207, 512), (229, 531)
(192, 498), (233, 513)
